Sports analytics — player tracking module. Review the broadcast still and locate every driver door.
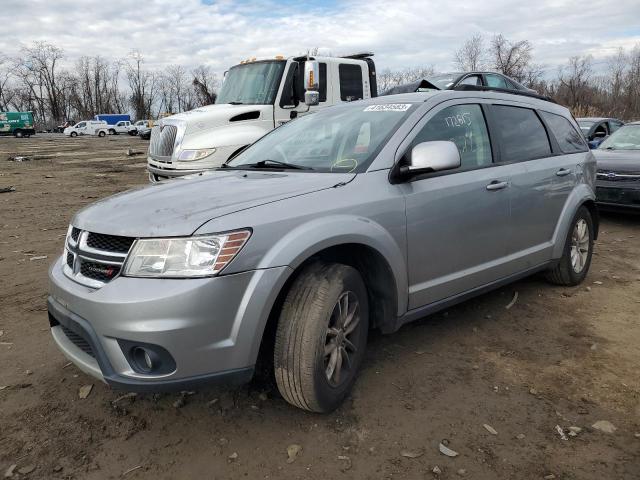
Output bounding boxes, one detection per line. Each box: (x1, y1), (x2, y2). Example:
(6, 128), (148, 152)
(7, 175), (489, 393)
(401, 101), (517, 309)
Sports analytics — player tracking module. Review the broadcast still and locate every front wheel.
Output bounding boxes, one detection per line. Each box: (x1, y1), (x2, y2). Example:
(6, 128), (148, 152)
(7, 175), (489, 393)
(70, 131), (77, 137)
(274, 262), (369, 413)
(109, 129), (116, 135)
(98, 131), (106, 137)
(546, 206), (594, 286)
(14, 130), (23, 138)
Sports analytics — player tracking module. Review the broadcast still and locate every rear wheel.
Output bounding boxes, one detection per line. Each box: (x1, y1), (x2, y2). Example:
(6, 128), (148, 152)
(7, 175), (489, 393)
(14, 130), (23, 138)
(98, 131), (106, 137)
(274, 262), (369, 413)
(109, 129), (116, 135)
(546, 206), (593, 286)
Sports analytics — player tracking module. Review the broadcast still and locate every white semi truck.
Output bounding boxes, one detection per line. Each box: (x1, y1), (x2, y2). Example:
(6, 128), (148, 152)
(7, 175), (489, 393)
(147, 53), (378, 182)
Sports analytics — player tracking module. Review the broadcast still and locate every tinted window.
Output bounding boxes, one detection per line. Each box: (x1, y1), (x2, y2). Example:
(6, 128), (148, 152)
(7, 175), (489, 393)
(485, 74), (508, 89)
(458, 75), (482, 86)
(412, 104), (493, 169)
(339, 64), (364, 101)
(492, 106), (551, 162)
(540, 111), (587, 153)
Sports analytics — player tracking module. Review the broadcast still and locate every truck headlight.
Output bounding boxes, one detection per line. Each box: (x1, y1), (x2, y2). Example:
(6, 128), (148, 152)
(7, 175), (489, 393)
(177, 148), (216, 162)
(123, 230), (250, 278)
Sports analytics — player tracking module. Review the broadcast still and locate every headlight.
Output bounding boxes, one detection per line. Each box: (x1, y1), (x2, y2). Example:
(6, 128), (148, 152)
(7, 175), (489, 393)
(123, 230), (251, 278)
(177, 148), (216, 162)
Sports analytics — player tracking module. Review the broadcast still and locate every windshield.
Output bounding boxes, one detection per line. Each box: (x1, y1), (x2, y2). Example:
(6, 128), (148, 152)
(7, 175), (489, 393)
(428, 73), (462, 89)
(216, 61), (286, 105)
(599, 125), (640, 150)
(226, 103), (417, 172)
(578, 120), (594, 133)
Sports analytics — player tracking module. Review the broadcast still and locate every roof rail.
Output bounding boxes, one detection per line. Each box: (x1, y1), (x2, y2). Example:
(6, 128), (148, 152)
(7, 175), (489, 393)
(340, 52), (374, 60)
(452, 84), (556, 104)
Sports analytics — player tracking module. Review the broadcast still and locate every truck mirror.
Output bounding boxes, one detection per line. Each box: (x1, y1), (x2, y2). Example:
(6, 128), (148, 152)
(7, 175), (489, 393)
(304, 61), (320, 106)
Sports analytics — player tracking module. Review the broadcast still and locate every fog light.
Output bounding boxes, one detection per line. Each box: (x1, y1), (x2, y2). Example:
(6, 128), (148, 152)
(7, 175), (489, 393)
(132, 346), (157, 373)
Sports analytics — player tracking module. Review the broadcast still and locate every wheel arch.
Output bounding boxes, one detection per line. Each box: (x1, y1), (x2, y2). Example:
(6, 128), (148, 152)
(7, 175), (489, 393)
(551, 185), (598, 259)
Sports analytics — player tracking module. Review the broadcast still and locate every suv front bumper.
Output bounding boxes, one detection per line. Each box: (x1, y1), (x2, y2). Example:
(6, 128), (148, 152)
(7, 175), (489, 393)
(48, 257), (291, 391)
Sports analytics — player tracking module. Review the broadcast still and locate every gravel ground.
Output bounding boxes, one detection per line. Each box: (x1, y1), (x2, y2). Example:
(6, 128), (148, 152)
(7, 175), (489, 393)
(0, 134), (639, 479)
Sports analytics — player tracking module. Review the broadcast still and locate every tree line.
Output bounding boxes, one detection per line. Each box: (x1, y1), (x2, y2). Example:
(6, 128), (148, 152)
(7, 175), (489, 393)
(0, 36), (638, 129)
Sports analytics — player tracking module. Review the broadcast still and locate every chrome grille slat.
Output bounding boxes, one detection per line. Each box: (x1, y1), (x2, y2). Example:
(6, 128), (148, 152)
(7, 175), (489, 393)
(64, 228), (135, 288)
(149, 124), (177, 161)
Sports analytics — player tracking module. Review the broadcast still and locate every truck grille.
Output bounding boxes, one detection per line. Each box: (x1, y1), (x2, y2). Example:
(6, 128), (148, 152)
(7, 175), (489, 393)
(64, 228), (135, 288)
(597, 170), (640, 182)
(149, 125), (178, 161)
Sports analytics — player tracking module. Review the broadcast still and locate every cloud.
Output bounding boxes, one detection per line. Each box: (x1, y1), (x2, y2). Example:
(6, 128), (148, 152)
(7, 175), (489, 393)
(1, 0), (639, 75)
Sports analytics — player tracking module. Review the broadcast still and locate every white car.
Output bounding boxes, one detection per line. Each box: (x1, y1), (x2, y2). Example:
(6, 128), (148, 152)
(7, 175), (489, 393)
(64, 121), (109, 137)
(108, 121), (137, 135)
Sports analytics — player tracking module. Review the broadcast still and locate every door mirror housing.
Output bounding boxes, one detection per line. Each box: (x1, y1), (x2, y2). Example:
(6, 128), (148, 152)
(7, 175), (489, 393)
(304, 60), (320, 106)
(406, 141), (461, 174)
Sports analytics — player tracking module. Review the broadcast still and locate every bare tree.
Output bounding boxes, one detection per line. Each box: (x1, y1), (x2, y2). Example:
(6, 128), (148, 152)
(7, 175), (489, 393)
(454, 34), (487, 71)
(489, 34), (533, 82)
(125, 51), (157, 120)
(377, 65), (435, 93)
(558, 55), (593, 109)
(192, 65), (218, 106)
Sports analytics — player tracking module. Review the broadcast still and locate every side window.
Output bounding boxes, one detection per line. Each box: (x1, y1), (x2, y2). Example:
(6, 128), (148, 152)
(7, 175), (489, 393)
(78, 122), (86, 128)
(458, 75), (482, 86)
(411, 104), (493, 170)
(485, 74), (508, 89)
(539, 111), (588, 153)
(294, 62), (327, 104)
(491, 105), (551, 162)
(339, 64), (364, 101)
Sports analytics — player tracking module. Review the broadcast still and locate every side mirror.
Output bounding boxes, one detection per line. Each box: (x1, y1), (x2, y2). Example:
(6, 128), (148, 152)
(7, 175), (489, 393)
(405, 141), (461, 174)
(304, 60), (320, 106)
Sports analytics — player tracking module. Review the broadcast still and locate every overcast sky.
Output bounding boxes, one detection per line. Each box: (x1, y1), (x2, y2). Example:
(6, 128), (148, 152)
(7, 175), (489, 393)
(2, 0), (639, 74)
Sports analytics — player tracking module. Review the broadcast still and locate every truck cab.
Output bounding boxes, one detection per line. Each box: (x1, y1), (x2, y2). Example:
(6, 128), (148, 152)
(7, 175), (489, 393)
(109, 120), (136, 135)
(147, 53), (377, 182)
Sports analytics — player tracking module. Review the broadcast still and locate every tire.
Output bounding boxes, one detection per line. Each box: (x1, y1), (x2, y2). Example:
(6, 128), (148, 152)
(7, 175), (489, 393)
(274, 262), (369, 413)
(545, 206), (594, 286)
(70, 132), (77, 137)
(109, 129), (116, 135)
(98, 131), (106, 137)
(14, 130), (23, 138)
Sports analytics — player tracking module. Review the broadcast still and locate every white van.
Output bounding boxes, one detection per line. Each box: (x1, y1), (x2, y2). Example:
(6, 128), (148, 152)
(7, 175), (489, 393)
(64, 121), (109, 137)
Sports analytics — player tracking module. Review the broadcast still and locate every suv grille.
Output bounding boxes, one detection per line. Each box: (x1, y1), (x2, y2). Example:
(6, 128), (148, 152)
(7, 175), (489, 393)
(60, 325), (95, 358)
(597, 170), (640, 182)
(64, 228), (135, 288)
(86, 232), (135, 253)
(70, 227), (81, 242)
(149, 125), (178, 160)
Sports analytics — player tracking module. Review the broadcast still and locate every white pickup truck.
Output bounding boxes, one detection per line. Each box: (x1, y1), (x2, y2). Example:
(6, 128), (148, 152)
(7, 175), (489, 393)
(108, 121), (137, 136)
(147, 53), (378, 182)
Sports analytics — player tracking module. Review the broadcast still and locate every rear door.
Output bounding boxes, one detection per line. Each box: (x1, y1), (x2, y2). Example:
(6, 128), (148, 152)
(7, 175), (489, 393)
(402, 101), (518, 309)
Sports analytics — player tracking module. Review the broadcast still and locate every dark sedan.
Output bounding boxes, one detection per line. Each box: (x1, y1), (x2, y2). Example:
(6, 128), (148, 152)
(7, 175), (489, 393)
(382, 71), (535, 96)
(593, 122), (640, 212)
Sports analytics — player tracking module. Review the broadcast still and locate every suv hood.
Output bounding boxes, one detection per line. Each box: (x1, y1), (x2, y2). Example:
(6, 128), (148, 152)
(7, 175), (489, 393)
(73, 171), (356, 237)
(593, 149), (640, 173)
(166, 104), (272, 135)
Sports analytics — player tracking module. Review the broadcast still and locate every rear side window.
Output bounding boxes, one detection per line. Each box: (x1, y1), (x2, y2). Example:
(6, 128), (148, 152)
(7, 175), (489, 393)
(539, 111), (587, 153)
(485, 74), (508, 89)
(339, 64), (364, 101)
(411, 104), (493, 169)
(491, 105), (551, 162)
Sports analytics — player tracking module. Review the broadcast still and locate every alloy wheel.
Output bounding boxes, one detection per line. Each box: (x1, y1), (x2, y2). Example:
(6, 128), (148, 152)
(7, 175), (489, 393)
(570, 218), (590, 273)
(324, 291), (361, 387)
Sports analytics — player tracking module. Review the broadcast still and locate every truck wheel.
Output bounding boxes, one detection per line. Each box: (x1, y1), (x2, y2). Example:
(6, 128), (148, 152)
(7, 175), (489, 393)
(545, 206), (594, 286)
(109, 129), (116, 135)
(14, 130), (23, 138)
(98, 131), (106, 137)
(274, 262), (369, 412)
(70, 132), (77, 137)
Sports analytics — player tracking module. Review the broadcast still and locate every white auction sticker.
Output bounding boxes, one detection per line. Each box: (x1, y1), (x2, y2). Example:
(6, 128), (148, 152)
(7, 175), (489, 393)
(363, 104), (412, 112)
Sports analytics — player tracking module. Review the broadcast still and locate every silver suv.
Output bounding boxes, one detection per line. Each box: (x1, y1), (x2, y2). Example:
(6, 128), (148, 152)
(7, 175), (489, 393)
(49, 90), (597, 412)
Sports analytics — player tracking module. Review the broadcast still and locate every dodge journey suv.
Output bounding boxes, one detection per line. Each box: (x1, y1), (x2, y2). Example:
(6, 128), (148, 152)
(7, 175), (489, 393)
(49, 90), (597, 412)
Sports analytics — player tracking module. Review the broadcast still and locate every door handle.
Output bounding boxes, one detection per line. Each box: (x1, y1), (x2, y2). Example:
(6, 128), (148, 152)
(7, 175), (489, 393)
(486, 180), (508, 191)
(556, 168), (572, 177)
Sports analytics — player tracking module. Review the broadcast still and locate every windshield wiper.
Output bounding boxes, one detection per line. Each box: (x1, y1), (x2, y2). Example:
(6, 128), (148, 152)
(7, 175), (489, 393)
(250, 159), (313, 170)
(228, 101), (243, 105)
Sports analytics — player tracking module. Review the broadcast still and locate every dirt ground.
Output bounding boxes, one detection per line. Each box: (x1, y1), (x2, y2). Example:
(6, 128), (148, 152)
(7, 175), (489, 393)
(0, 134), (639, 480)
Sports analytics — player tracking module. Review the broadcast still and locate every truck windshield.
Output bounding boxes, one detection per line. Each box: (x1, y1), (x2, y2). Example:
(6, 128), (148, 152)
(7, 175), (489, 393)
(226, 103), (417, 173)
(216, 61), (286, 105)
